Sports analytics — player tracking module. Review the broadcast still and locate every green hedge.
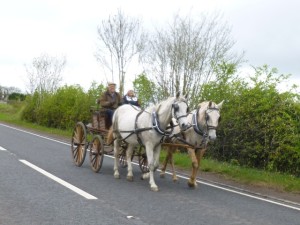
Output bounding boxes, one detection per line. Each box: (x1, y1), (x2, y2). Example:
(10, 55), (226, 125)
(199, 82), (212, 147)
(21, 83), (105, 129)
(202, 65), (300, 176)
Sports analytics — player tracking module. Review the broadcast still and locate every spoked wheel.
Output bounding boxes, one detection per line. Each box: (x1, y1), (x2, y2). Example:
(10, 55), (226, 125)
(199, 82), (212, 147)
(71, 122), (87, 166)
(118, 145), (134, 168)
(138, 146), (149, 173)
(89, 135), (104, 173)
(119, 147), (127, 168)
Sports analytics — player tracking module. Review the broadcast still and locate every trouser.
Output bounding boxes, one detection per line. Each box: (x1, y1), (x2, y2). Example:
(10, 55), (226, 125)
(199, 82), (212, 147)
(106, 109), (114, 125)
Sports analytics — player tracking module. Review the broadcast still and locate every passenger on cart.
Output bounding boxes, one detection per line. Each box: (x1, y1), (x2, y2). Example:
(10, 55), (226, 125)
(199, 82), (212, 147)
(123, 90), (140, 107)
(98, 82), (122, 127)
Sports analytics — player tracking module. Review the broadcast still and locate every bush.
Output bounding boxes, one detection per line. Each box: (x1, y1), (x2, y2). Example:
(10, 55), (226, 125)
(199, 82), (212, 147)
(203, 65), (300, 176)
(21, 83), (105, 129)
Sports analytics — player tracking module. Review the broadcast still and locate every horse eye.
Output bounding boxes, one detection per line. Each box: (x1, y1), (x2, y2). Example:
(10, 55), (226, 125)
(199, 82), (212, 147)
(187, 107), (190, 113)
(205, 114), (209, 121)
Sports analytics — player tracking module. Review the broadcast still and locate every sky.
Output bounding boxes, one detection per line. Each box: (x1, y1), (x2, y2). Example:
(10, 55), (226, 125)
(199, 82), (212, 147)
(0, 0), (299, 93)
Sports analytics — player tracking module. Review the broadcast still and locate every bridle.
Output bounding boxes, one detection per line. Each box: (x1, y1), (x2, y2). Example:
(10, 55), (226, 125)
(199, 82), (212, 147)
(152, 99), (189, 136)
(171, 100), (189, 124)
(192, 105), (220, 137)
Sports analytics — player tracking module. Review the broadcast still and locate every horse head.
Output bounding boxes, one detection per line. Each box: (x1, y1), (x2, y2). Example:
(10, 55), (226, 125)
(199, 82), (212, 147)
(172, 92), (189, 131)
(198, 100), (223, 141)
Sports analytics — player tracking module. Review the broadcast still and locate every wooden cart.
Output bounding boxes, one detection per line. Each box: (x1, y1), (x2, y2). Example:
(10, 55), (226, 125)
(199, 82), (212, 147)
(70, 108), (149, 173)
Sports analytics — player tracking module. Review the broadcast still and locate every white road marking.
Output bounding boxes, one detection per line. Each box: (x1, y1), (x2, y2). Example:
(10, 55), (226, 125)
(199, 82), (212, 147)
(0, 146), (7, 151)
(1, 123), (299, 210)
(123, 156), (300, 212)
(19, 159), (97, 200)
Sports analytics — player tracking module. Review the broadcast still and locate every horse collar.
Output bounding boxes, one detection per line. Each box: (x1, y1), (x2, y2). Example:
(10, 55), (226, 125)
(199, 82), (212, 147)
(152, 111), (173, 136)
(192, 107), (207, 137)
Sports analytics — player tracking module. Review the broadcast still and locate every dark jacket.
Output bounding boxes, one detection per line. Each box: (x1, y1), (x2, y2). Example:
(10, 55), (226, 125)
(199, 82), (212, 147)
(99, 90), (122, 110)
(123, 95), (140, 107)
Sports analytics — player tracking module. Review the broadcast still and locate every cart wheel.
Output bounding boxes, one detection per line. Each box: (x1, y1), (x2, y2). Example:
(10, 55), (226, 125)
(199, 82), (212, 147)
(118, 146), (134, 168)
(138, 146), (149, 173)
(71, 122), (87, 166)
(119, 147), (127, 168)
(89, 135), (104, 173)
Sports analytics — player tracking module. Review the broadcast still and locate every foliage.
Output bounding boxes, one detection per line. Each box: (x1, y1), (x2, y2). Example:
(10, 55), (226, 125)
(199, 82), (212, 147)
(204, 65), (300, 176)
(8, 92), (26, 101)
(133, 73), (160, 107)
(21, 83), (105, 129)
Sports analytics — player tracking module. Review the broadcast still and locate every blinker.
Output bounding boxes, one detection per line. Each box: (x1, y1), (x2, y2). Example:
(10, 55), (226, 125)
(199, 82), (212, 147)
(172, 103), (179, 111)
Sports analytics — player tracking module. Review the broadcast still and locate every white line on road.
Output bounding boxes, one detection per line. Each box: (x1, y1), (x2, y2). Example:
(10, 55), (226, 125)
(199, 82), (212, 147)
(108, 155), (300, 212)
(0, 146), (7, 151)
(19, 159), (97, 200)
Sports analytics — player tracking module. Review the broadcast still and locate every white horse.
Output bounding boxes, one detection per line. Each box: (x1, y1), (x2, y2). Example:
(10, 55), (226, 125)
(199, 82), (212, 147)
(160, 100), (223, 187)
(107, 93), (189, 191)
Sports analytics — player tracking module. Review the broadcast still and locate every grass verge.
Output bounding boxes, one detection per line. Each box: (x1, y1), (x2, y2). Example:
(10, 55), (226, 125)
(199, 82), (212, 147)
(159, 150), (300, 193)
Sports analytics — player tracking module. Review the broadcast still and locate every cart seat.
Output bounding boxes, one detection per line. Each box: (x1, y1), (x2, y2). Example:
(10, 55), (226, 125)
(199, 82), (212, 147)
(90, 108), (111, 130)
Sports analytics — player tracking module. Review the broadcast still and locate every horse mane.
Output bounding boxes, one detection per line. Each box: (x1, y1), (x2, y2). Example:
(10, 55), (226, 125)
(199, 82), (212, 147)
(146, 96), (176, 113)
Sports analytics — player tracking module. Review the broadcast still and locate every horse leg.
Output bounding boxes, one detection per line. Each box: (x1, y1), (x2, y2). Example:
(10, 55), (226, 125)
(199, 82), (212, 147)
(149, 145), (161, 191)
(113, 139), (120, 179)
(160, 147), (170, 178)
(160, 147), (178, 181)
(187, 148), (198, 188)
(126, 145), (134, 181)
(142, 145), (159, 191)
(169, 148), (178, 182)
(194, 148), (206, 182)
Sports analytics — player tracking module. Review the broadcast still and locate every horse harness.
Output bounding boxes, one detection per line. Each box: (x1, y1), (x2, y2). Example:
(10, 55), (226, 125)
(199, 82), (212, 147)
(116, 99), (189, 147)
(169, 104), (221, 150)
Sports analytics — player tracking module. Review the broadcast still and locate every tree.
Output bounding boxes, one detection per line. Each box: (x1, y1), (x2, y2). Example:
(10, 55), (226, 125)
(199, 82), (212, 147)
(25, 53), (66, 94)
(141, 12), (243, 102)
(95, 9), (146, 96)
(133, 73), (159, 107)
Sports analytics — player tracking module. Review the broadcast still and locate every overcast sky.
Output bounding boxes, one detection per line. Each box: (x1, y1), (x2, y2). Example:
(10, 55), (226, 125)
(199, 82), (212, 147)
(1, 0), (299, 93)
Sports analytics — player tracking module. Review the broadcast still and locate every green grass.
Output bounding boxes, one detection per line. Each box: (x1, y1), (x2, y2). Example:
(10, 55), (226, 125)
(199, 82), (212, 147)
(0, 102), (71, 138)
(160, 150), (300, 193)
(1, 101), (300, 194)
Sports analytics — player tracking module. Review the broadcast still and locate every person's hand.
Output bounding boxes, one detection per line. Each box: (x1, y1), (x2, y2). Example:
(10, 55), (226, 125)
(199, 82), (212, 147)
(109, 99), (115, 106)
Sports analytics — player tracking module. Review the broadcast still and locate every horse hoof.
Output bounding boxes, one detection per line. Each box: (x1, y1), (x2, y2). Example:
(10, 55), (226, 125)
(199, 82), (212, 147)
(141, 173), (149, 180)
(188, 181), (196, 188)
(151, 186), (159, 192)
(173, 178), (178, 182)
(160, 173), (165, 178)
(127, 176), (134, 182)
(114, 174), (120, 179)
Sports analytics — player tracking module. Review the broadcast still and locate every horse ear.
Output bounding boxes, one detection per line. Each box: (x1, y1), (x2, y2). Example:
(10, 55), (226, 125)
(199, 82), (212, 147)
(217, 100), (224, 109)
(209, 101), (212, 107)
(184, 93), (188, 100)
(176, 91), (180, 98)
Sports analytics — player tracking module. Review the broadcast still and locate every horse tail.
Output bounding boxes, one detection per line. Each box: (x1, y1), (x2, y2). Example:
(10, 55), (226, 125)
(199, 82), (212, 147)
(106, 109), (119, 145)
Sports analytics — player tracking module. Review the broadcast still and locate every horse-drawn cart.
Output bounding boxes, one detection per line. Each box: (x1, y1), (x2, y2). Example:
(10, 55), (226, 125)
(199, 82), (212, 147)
(70, 108), (149, 173)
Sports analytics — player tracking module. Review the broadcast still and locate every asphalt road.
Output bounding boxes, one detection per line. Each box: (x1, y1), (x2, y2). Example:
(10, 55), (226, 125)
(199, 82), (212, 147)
(0, 123), (299, 225)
